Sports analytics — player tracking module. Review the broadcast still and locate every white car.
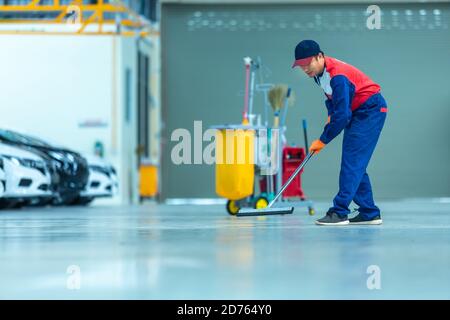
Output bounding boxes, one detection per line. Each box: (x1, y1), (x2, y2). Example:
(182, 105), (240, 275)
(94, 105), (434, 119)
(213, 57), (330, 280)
(0, 143), (52, 208)
(75, 154), (118, 205)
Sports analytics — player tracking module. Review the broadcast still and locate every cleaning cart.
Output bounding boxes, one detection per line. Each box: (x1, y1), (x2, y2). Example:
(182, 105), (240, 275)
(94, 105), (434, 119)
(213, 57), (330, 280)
(212, 57), (315, 216)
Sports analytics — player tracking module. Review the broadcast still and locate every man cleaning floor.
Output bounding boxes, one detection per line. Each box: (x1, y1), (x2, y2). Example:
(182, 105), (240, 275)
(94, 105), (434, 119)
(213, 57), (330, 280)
(292, 40), (387, 226)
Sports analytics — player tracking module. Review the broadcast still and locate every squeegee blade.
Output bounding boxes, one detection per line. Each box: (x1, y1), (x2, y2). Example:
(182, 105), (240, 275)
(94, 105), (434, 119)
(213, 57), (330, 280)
(237, 207), (294, 217)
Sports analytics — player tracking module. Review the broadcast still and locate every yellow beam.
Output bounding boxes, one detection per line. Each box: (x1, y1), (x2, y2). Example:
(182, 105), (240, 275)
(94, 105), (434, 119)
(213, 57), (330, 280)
(0, 19), (121, 25)
(0, 30), (128, 36)
(0, 4), (126, 12)
(0, 0), (154, 36)
(77, 10), (98, 34)
(55, 10), (67, 23)
(120, 19), (145, 28)
(0, 30), (160, 37)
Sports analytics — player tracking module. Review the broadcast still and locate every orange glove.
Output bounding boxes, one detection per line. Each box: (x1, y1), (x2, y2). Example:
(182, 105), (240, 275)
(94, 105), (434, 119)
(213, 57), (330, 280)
(309, 139), (326, 154)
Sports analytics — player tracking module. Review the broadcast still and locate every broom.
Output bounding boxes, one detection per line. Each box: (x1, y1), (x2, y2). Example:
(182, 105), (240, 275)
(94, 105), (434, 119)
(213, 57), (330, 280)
(268, 85), (295, 128)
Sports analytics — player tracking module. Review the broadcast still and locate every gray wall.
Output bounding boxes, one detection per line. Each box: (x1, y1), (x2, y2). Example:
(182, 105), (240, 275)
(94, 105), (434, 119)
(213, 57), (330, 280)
(161, 3), (450, 200)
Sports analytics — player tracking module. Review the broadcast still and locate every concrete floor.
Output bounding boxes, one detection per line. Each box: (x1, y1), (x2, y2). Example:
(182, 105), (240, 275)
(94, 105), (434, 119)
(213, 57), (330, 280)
(0, 200), (449, 299)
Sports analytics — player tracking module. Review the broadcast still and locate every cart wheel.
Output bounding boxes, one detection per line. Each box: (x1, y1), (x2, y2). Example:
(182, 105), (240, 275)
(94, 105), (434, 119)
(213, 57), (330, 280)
(308, 207), (315, 216)
(226, 200), (240, 216)
(255, 197), (269, 209)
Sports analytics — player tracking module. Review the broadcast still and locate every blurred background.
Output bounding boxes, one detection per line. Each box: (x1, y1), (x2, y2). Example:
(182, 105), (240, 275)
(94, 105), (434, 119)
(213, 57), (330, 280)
(0, 0), (448, 207)
(162, 1), (450, 202)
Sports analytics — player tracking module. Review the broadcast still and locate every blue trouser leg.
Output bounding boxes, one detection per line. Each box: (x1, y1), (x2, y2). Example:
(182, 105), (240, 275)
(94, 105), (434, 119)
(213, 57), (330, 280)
(353, 172), (380, 219)
(331, 94), (387, 218)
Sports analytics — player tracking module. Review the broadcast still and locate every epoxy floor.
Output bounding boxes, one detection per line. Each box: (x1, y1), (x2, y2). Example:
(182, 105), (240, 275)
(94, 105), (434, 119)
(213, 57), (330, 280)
(0, 200), (449, 299)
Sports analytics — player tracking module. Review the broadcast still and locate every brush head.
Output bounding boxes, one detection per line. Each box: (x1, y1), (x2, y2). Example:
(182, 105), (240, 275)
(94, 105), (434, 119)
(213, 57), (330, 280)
(268, 85), (295, 112)
(268, 85), (288, 112)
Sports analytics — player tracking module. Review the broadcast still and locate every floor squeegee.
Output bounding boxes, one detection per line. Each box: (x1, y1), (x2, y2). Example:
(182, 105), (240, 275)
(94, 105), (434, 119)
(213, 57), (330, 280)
(237, 151), (315, 217)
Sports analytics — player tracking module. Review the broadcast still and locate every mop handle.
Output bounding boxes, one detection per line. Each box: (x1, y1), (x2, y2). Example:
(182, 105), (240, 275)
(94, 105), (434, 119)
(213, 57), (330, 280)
(303, 119), (309, 151)
(243, 57), (252, 122)
(280, 88), (291, 127)
(268, 151), (315, 208)
(243, 63), (250, 120)
(248, 69), (256, 116)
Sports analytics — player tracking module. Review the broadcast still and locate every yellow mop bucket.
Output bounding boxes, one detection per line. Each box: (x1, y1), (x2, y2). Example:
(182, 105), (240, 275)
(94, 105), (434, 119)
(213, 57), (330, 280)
(215, 128), (255, 200)
(139, 160), (158, 198)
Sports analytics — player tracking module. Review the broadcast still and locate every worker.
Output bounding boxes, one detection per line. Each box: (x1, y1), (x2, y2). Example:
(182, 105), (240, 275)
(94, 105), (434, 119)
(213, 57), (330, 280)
(292, 40), (387, 226)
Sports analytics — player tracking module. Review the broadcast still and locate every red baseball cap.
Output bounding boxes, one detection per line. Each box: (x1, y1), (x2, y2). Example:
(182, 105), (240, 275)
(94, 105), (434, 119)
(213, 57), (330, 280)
(292, 56), (314, 68)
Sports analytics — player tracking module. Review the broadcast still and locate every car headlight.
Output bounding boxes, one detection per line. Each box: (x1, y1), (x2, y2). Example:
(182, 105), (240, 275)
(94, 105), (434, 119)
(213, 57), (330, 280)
(2, 155), (21, 166)
(48, 152), (72, 171)
(48, 151), (65, 161)
(1, 155), (43, 170)
(89, 165), (111, 176)
(19, 158), (35, 168)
